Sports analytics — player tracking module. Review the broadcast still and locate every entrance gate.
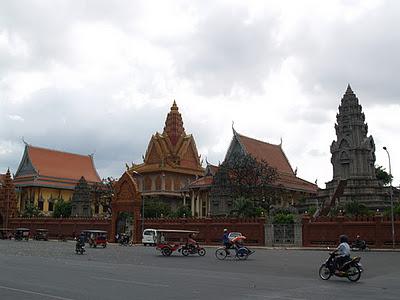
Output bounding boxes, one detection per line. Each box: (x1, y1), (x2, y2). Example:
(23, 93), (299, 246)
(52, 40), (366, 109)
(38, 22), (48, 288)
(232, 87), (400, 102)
(111, 172), (141, 243)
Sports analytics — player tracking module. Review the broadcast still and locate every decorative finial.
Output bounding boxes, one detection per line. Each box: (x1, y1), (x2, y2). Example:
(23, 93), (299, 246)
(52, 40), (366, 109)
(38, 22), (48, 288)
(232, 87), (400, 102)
(232, 121), (237, 135)
(345, 84), (354, 95)
(21, 136), (28, 145)
(279, 137), (283, 147)
(294, 167), (298, 176)
(171, 100), (178, 110)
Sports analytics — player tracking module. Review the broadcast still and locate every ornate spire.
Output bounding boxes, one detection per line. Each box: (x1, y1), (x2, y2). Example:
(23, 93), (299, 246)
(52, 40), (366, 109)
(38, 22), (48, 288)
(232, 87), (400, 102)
(331, 86), (376, 180)
(345, 84), (354, 95)
(163, 100), (186, 146)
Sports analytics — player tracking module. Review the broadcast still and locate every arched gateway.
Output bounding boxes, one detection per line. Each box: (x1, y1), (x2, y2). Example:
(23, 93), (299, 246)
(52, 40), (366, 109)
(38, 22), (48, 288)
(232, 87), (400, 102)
(111, 172), (142, 243)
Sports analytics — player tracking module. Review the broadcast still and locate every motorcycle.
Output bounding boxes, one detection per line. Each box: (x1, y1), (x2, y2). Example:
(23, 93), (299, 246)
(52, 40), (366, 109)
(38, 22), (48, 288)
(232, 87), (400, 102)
(118, 234), (133, 246)
(351, 240), (368, 251)
(75, 241), (85, 255)
(179, 243), (206, 256)
(319, 252), (363, 282)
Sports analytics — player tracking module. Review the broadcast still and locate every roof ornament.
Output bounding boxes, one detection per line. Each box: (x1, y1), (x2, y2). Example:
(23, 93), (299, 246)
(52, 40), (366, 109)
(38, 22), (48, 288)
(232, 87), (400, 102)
(232, 121), (237, 135)
(294, 167), (298, 176)
(21, 136), (28, 145)
(279, 137), (283, 147)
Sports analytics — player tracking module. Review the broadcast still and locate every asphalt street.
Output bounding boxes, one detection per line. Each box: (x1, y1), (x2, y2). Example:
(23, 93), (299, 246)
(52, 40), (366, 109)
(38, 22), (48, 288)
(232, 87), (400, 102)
(0, 240), (399, 300)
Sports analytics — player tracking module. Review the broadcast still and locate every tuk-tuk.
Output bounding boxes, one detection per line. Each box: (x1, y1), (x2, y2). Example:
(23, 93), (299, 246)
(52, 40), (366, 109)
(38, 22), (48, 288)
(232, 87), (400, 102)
(15, 228), (30, 241)
(82, 230), (107, 248)
(34, 229), (49, 241)
(0, 228), (12, 240)
(155, 229), (200, 256)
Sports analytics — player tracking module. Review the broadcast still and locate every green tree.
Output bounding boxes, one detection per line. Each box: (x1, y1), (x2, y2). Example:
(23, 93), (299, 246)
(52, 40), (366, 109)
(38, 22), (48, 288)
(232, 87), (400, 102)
(273, 212), (295, 224)
(22, 202), (41, 217)
(53, 199), (72, 218)
(230, 197), (263, 218)
(92, 177), (115, 215)
(375, 165), (393, 186)
(143, 199), (172, 218)
(210, 151), (279, 215)
(345, 200), (370, 217)
(171, 205), (192, 218)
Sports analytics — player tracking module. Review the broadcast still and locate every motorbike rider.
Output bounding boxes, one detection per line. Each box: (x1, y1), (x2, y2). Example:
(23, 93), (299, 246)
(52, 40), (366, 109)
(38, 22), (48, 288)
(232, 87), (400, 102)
(333, 234), (351, 273)
(222, 229), (231, 253)
(186, 233), (197, 251)
(353, 234), (367, 250)
(76, 233), (85, 250)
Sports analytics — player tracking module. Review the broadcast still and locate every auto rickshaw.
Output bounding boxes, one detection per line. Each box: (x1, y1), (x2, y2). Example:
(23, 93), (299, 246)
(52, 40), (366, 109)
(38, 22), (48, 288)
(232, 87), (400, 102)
(82, 230), (108, 248)
(155, 229), (200, 257)
(34, 229), (49, 241)
(15, 228), (30, 241)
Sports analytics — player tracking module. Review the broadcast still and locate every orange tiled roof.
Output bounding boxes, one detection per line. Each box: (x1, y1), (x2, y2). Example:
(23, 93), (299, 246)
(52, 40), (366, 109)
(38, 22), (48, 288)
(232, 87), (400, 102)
(17, 145), (101, 184)
(237, 134), (294, 175)
(235, 133), (317, 194)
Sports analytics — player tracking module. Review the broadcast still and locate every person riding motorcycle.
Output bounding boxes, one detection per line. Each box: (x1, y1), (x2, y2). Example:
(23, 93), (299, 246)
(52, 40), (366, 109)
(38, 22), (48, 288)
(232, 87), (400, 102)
(186, 233), (197, 251)
(353, 234), (367, 250)
(76, 233), (85, 250)
(333, 234), (351, 273)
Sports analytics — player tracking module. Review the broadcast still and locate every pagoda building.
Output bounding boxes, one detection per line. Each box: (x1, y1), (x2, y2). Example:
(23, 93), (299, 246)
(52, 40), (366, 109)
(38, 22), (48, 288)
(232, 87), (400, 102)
(317, 85), (395, 214)
(13, 144), (102, 216)
(130, 101), (204, 210)
(189, 129), (318, 217)
(0, 169), (18, 228)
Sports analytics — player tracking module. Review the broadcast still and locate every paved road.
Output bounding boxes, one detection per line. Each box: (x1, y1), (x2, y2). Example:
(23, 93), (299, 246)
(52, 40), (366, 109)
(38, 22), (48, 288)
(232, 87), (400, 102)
(0, 240), (399, 300)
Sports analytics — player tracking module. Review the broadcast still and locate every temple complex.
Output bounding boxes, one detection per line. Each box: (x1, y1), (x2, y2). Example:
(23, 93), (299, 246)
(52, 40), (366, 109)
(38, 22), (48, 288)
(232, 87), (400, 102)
(317, 85), (395, 214)
(13, 144), (102, 216)
(189, 129), (318, 217)
(130, 101), (204, 210)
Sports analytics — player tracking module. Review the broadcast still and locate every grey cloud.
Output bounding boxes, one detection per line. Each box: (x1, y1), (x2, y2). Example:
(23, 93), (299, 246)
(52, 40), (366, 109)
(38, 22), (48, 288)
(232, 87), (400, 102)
(284, 2), (400, 108)
(172, 5), (282, 96)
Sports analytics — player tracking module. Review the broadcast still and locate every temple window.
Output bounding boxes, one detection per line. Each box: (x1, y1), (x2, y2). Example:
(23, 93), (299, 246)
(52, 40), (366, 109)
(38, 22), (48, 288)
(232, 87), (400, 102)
(38, 200), (44, 211)
(48, 201), (54, 212)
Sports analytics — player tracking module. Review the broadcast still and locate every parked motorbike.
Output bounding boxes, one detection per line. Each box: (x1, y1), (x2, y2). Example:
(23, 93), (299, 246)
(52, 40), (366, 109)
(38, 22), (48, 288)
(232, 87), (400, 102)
(179, 243), (206, 256)
(319, 252), (363, 282)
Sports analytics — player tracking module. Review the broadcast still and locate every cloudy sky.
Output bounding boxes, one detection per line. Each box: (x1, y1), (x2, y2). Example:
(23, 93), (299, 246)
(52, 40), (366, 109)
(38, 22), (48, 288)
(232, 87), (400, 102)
(1, 0), (399, 187)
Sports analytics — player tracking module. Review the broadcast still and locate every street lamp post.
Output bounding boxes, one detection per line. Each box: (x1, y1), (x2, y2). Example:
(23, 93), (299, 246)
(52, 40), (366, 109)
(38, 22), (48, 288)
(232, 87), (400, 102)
(383, 146), (395, 249)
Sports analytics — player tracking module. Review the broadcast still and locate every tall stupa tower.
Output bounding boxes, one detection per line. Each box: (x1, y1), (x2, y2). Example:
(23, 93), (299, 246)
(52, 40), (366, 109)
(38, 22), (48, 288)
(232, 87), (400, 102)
(317, 85), (391, 213)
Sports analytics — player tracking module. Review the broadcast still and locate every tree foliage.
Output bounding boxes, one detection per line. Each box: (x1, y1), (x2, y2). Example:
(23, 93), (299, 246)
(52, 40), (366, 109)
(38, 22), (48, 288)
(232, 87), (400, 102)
(211, 151), (279, 216)
(53, 199), (72, 218)
(344, 200), (371, 217)
(143, 198), (172, 218)
(92, 177), (115, 215)
(375, 165), (393, 186)
(171, 205), (192, 218)
(230, 197), (264, 218)
(22, 202), (41, 217)
(273, 212), (295, 224)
